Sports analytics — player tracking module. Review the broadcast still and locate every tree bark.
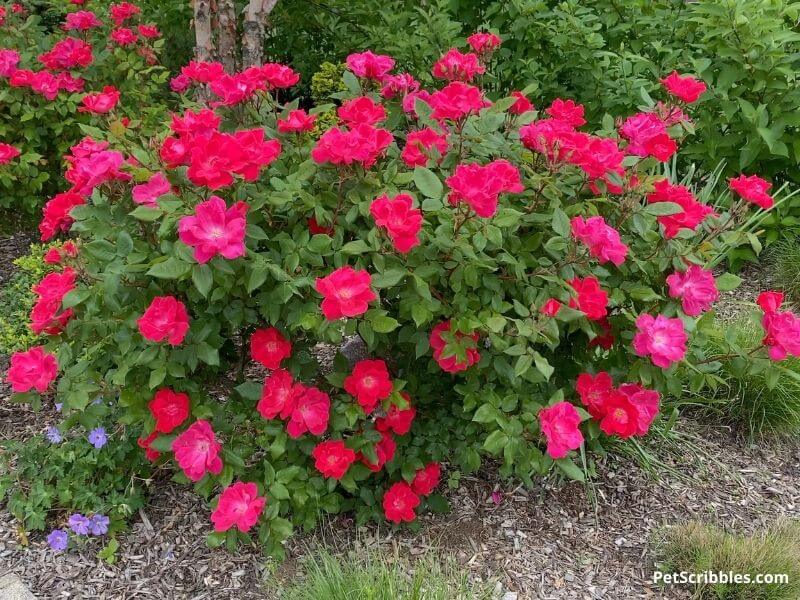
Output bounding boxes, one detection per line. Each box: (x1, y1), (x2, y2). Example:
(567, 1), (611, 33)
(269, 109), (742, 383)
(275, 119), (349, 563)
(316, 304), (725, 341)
(241, 0), (279, 67)
(217, 0), (238, 72)
(193, 0), (214, 62)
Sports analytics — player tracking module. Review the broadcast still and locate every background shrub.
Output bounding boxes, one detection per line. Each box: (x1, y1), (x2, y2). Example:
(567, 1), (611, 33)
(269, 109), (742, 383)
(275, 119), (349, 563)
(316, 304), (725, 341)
(0, 244), (55, 355)
(768, 236), (800, 306)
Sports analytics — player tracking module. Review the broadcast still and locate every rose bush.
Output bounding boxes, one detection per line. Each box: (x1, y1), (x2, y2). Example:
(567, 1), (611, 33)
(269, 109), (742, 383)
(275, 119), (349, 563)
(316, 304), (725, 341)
(0, 2), (170, 213)
(5, 29), (797, 556)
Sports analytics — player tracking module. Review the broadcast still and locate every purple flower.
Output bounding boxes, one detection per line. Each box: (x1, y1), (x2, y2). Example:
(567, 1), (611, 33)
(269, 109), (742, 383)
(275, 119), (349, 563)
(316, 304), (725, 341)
(47, 529), (68, 551)
(55, 402), (63, 412)
(89, 514), (109, 536)
(87, 427), (107, 449)
(491, 490), (503, 505)
(46, 426), (63, 444)
(68, 514), (90, 535)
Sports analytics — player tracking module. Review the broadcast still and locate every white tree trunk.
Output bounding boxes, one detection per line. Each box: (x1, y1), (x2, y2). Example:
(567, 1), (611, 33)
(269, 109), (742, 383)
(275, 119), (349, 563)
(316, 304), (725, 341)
(241, 0), (279, 67)
(217, 0), (238, 72)
(193, 0), (214, 62)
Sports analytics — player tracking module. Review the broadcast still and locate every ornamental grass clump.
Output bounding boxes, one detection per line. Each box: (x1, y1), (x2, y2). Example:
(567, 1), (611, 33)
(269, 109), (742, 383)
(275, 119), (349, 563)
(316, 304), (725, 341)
(4, 16), (797, 554)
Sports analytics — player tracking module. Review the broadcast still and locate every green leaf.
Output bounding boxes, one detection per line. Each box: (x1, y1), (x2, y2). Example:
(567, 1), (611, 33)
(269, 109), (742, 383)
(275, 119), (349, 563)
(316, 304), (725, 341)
(716, 273), (742, 292)
(192, 264), (213, 297)
(248, 263), (269, 293)
(147, 257), (191, 279)
(644, 202), (683, 216)
(413, 167), (443, 199)
(371, 315), (399, 333)
(235, 381), (262, 401)
(555, 457), (585, 481)
(483, 430), (508, 454)
(551, 207), (570, 237)
(473, 403), (498, 424)
(129, 206), (162, 222)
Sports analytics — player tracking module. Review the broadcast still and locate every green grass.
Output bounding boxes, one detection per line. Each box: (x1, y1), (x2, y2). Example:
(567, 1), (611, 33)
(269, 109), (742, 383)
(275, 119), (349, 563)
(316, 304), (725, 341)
(768, 236), (800, 306)
(658, 521), (800, 600)
(690, 321), (800, 437)
(273, 550), (495, 600)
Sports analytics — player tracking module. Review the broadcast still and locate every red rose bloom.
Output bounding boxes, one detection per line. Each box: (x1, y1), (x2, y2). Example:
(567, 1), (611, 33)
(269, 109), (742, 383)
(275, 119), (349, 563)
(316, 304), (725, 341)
(79, 85), (120, 114)
(660, 71), (706, 104)
(6, 346), (58, 393)
(338, 96), (387, 127)
(137, 296), (190, 346)
(314, 266), (377, 320)
(376, 393), (416, 435)
(370, 192), (423, 253)
(411, 462), (441, 496)
(344, 359), (393, 414)
(575, 371), (614, 419)
(729, 174), (774, 210)
(312, 440), (357, 480)
(257, 368), (296, 420)
(598, 391), (639, 438)
(359, 431), (396, 472)
(277, 109), (317, 134)
(211, 481), (266, 532)
(137, 431), (160, 462)
(286, 384), (330, 438)
(540, 298), (562, 317)
(250, 327), (292, 370)
(148, 388), (190, 434)
(568, 277), (609, 321)
(383, 481), (420, 524)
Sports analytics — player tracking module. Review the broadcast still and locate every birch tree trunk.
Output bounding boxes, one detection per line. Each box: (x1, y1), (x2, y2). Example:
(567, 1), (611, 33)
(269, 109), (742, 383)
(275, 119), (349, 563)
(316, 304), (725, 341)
(217, 0), (238, 72)
(193, 0), (214, 62)
(241, 0), (279, 67)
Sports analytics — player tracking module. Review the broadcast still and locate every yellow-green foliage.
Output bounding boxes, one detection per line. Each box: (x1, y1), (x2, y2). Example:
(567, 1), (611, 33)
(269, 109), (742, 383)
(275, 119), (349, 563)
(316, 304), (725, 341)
(311, 62), (347, 102)
(0, 244), (57, 355)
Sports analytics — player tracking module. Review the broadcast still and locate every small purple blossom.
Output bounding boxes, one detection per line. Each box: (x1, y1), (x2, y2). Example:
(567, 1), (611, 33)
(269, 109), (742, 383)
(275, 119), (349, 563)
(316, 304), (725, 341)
(47, 529), (69, 551)
(68, 514), (91, 535)
(87, 427), (107, 449)
(89, 514), (109, 536)
(55, 402), (63, 412)
(46, 426), (63, 444)
(491, 490), (503, 505)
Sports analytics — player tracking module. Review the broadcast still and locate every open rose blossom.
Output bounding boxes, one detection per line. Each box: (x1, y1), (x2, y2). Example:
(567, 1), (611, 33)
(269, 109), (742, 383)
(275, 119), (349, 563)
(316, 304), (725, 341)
(344, 359), (393, 414)
(538, 402), (584, 459)
(400, 127), (448, 168)
(0, 49), (21, 77)
(171, 420), (223, 481)
(446, 159), (524, 218)
(569, 277), (609, 321)
(467, 32), (501, 54)
(632, 314), (688, 368)
(660, 71), (707, 104)
(338, 96), (387, 127)
(757, 292), (800, 361)
(132, 172), (171, 207)
(411, 462), (441, 496)
(137, 296), (190, 345)
(376, 394), (416, 435)
(277, 109), (317, 133)
(370, 193), (423, 252)
(360, 432), (396, 472)
(728, 174), (774, 209)
(383, 481), (420, 524)
(6, 346), (58, 393)
(39, 192), (86, 241)
(618, 383), (661, 436)
(148, 388), (190, 434)
(210, 481), (266, 532)
(286, 384), (330, 438)
(250, 327), (292, 370)
(432, 48), (485, 82)
(576, 371), (614, 419)
(429, 320), (480, 373)
(597, 390), (639, 438)
(429, 81), (489, 121)
(666, 264), (719, 316)
(79, 86), (120, 114)
(257, 368), (296, 420)
(0, 142), (20, 165)
(540, 298), (563, 317)
(545, 98), (586, 127)
(346, 51), (395, 80)
(315, 266), (377, 320)
(647, 179), (714, 239)
(178, 196), (248, 264)
(570, 216), (628, 266)
(312, 440), (357, 479)
(509, 91), (533, 115)
(311, 124), (393, 168)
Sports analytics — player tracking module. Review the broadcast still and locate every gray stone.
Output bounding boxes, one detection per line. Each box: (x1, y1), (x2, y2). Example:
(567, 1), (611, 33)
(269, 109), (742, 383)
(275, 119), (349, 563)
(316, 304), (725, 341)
(0, 573), (35, 600)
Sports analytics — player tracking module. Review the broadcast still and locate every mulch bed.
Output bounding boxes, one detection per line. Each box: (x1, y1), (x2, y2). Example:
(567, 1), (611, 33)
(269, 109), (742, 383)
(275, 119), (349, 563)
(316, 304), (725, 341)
(1, 236), (797, 599)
